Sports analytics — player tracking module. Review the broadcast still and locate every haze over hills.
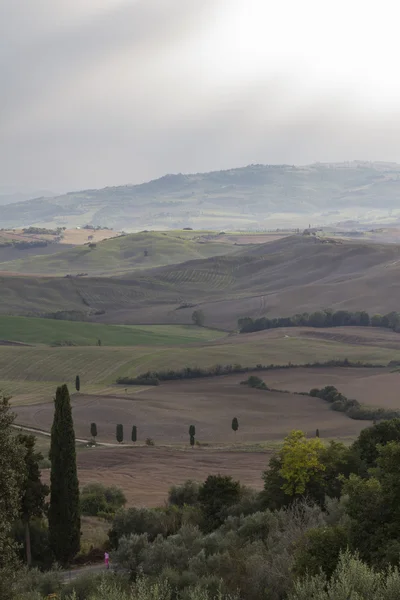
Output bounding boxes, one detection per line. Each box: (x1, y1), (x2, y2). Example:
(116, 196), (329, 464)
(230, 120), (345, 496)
(2, 161), (400, 231)
(2, 234), (400, 329)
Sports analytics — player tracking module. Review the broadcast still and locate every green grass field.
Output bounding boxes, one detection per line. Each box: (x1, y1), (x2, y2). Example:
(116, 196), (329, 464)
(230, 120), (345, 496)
(2, 332), (400, 406)
(0, 316), (225, 346)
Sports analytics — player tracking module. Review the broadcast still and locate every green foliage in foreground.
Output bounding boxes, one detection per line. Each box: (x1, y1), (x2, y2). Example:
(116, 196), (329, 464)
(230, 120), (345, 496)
(289, 550), (400, 600)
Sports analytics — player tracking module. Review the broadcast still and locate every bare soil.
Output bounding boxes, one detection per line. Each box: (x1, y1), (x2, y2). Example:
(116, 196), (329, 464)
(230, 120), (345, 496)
(73, 447), (270, 507)
(16, 370), (368, 444)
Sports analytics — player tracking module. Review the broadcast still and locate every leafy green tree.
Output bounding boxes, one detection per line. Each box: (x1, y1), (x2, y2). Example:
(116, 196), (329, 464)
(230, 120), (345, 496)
(232, 417), (239, 435)
(90, 422), (97, 441)
(16, 434), (49, 566)
(352, 418), (400, 468)
(0, 396), (25, 569)
(131, 425), (137, 443)
(198, 475), (241, 531)
(280, 431), (325, 496)
(189, 425), (196, 437)
(116, 424), (123, 444)
(75, 375), (80, 392)
(294, 525), (349, 578)
(191, 310), (205, 327)
(48, 384), (81, 565)
(168, 480), (200, 507)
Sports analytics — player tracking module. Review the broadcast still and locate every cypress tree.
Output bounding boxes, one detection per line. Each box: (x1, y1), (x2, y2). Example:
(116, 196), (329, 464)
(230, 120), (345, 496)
(75, 375), (80, 392)
(232, 417), (239, 435)
(90, 422), (97, 441)
(116, 424), (123, 443)
(48, 384), (80, 565)
(189, 425), (195, 448)
(131, 425), (137, 443)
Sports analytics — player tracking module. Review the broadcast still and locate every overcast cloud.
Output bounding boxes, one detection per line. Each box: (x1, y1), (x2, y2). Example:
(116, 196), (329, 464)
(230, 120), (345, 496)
(1, 0), (400, 193)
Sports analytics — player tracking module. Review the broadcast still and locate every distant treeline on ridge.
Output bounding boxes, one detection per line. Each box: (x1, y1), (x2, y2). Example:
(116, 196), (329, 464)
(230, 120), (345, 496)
(239, 309), (400, 334)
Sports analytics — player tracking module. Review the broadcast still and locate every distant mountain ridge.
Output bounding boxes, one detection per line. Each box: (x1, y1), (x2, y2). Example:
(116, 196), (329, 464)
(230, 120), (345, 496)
(1, 161), (400, 230)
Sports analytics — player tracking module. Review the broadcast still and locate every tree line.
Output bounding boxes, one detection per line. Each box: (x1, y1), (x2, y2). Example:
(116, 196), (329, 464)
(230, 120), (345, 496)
(241, 375), (400, 422)
(116, 358), (382, 386)
(239, 309), (400, 333)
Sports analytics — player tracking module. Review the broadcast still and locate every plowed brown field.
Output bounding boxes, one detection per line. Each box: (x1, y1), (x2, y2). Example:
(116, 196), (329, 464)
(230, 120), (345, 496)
(15, 369), (372, 444)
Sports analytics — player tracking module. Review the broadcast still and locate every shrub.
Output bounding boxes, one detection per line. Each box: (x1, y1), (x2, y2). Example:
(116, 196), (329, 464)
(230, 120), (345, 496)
(81, 484), (126, 517)
(240, 375), (269, 390)
(289, 550), (400, 600)
(168, 480), (200, 507)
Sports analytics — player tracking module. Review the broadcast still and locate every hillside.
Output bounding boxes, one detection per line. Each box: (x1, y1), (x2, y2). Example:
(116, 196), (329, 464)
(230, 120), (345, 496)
(1, 161), (400, 230)
(2, 235), (400, 328)
(0, 231), (243, 276)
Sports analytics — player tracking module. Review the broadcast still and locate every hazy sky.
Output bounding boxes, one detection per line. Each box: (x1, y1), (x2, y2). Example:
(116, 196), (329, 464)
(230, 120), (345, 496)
(1, 0), (400, 193)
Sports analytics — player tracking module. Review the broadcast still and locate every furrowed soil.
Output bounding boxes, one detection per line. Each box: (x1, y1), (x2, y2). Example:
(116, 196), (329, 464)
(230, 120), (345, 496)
(42, 447), (272, 507)
(15, 371), (368, 444)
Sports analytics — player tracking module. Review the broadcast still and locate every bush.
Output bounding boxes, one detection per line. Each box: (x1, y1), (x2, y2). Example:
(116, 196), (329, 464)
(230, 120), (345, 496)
(168, 480), (200, 507)
(289, 550), (400, 600)
(109, 506), (184, 549)
(81, 484), (126, 517)
(240, 375), (269, 390)
(293, 525), (349, 578)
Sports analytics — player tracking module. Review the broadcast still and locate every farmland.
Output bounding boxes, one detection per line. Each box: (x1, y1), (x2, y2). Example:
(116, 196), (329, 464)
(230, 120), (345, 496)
(0, 316), (225, 346)
(2, 326), (400, 406)
(4, 234), (400, 330)
(0, 231), (245, 276)
(41, 447), (271, 507)
(14, 372), (369, 444)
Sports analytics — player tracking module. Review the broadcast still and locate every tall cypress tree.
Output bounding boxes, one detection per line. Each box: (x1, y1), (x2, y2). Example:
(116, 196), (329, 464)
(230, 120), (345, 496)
(49, 384), (80, 565)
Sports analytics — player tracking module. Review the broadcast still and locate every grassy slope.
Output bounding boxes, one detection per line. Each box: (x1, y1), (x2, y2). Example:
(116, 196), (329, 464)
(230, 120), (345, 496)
(0, 231), (242, 276)
(3, 327), (400, 405)
(0, 316), (224, 346)
(3, 236), (400, 329)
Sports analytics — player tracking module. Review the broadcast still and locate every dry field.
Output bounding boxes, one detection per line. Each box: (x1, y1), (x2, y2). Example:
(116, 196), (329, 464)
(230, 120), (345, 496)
(15, 370), (369, 444)
(1, 228), (119, 245)
(260, 366), (400, 409)
(74, 447), (270, 507)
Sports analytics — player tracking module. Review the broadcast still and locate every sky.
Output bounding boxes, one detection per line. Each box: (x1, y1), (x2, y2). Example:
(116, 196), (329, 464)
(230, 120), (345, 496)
(1, 0), (400, 193)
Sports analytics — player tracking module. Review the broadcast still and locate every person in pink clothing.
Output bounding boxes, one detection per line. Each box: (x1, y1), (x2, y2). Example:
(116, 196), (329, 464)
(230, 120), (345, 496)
(104, 551), (110, 569)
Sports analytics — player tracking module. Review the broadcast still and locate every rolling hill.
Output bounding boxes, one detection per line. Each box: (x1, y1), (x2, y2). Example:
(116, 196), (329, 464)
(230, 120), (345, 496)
(2, 235), (400, 328)
(0, 231), (243, 276)
(1, 161), (400, 230)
